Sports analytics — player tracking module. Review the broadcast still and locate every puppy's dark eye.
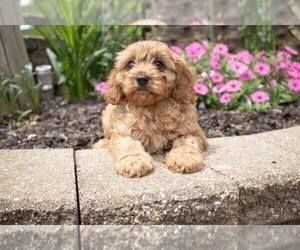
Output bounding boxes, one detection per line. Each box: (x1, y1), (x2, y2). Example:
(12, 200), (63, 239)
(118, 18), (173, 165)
(128, 60), (135, 69)
(154, 60), (163, 69)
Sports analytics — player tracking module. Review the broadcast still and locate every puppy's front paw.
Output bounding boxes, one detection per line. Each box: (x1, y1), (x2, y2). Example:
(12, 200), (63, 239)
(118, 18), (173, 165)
(165, 148), (204, 174)
(114, 153), (154, 178)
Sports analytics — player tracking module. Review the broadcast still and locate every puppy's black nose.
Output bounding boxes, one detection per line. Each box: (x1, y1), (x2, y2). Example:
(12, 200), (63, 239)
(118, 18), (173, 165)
(136, 75), (149, 87)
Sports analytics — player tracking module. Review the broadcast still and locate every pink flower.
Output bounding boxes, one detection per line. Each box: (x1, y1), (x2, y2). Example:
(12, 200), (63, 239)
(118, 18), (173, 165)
(185, 42), (207, 60)
(269, 80), (278, 88)
(225, 80), (241, 92)
(277, 60), (293, 71)
(293, 61), (300, 71)
(209, 55), (221, 70)
(240, 70), (254, 81)
(288, 79), (300, 92)
(230, 61), (248, 75)
(170, 45), (182, 54)
(286, 68), (300, 79)
(211, 54), (221, 62)
(194, 83), (209, 95)
(225, 53), (236, 62)
(213, 43), (229, 55)
(210, 72), (224, 83)
(209, 60), (221, 70)
(212, 83), (225, 93)
(219, 93), (232, 104)
(255, 51), (265, 59)
(276, 50), (291, 60)
(95, 82), (108, 93)
(254, 62), (271, 76)
(250, 91), (270, 103)
(284, 46), (298, 56)
(236, 50), (253, 65)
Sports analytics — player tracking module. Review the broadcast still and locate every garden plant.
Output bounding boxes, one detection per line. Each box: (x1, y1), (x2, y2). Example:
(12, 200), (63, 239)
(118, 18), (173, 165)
(34, 0), (142, 101)
(94, 41), (300, 112)
(166, 42), (300, 112)
(37, 25), (141, 101)
(0, 64), (40, 119)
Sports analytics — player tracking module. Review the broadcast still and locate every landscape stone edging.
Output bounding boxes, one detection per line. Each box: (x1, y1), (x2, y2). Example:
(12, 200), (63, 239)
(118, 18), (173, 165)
(76, 126), (300, 225)
(1, 225), (300, 249)
(0, 127), (299, 225)
(206, 127), (300, 224)
(76, 151), (239, 224)
(0, 149), (78, 225)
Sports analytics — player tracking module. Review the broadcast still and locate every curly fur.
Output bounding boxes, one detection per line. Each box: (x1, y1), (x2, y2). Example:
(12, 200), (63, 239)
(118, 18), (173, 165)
(93, 41), (208, 178)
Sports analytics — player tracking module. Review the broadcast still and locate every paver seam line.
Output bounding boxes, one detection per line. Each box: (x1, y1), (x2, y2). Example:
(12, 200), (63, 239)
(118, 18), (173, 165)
(73, 149), (82, 250)
(72, 149), (81, 225)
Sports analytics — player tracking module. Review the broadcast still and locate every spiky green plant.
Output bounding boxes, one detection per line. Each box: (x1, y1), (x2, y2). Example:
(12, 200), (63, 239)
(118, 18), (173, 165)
(36, 25), (140, 101)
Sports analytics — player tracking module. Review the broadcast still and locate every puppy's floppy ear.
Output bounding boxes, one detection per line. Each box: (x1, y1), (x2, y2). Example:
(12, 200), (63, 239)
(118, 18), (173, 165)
(172, 54), (196, 104)
(104, 67), (123, 105)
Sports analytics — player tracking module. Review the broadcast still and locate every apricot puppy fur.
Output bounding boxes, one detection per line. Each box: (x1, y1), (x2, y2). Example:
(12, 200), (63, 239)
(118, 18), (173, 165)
(93, 41), (208, 178)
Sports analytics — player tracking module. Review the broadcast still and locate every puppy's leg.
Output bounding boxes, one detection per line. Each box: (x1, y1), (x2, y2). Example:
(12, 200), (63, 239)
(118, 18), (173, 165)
(165, 135), (207, 174)
(109, 134), (154, 178)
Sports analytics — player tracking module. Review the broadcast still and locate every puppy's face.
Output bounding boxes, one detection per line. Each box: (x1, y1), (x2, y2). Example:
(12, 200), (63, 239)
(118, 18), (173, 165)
(105, 41), (195, 106)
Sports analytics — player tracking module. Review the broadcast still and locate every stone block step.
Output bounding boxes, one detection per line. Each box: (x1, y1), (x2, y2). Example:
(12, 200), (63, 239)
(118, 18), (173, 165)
(0, 149), (77, 224)
(76, 127), (300, 225)
(0, 127), (299, 225)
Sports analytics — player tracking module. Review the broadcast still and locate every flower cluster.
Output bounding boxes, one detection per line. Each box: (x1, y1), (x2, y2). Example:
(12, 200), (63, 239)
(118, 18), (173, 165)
(171, 42), (300, 111)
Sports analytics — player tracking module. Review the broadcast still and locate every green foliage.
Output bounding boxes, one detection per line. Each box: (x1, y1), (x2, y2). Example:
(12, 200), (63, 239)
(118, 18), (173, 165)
(239, 0), (275, 52)
(34, 0), (142, 101)
(17, 109), (33, 122)
(36, 25), (141, 101)
(35, 0), (143, 24)
(18, 64), (41, 112)
(239, 25), (275, 53)
(0, 64), (40, 117)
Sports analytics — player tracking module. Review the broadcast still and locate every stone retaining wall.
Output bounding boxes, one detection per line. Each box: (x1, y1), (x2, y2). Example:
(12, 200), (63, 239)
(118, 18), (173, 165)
(0, 127), (299, 225)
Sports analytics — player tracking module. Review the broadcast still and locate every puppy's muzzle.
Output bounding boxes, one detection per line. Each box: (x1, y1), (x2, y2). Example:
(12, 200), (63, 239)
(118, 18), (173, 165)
(136, 75), (149, 88)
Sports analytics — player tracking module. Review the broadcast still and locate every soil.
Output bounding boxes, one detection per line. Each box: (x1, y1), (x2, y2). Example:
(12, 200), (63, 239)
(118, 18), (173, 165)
(0, 96), (299, 150)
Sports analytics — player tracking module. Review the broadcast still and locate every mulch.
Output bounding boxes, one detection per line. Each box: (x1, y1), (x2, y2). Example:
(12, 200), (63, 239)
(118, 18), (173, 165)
(1, 96), (299, 150)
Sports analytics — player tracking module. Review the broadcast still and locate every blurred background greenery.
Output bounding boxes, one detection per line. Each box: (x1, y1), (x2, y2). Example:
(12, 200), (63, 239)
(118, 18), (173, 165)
(36, 25), (141, 100)
(0, 0), (299, 118)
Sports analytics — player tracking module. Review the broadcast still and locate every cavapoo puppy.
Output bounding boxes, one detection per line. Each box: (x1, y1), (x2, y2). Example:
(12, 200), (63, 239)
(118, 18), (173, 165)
(93, 41), (208, 178)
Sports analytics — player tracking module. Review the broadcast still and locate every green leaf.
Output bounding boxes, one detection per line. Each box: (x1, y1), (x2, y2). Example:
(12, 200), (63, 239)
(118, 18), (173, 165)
(46, 48), (61, 75)
(17, 109), (32, 122)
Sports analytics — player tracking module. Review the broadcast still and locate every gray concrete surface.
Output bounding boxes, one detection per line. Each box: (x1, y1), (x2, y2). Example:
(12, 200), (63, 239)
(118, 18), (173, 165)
(0, 226), (79, 249)
(1, 225), (299, 249)
(0, 149), (77, 224)
(0, 127), (299, 225)
(80, 225), (300, 249)
(76, 127), (300, 225)
(76, 150), (239, 224)
(207, 127), (300, 224)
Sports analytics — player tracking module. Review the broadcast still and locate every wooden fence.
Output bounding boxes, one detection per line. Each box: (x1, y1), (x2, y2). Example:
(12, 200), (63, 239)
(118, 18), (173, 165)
(0, 26), (29, 76)
(0, 0), (24, 25)
(0, 0), (29, 76)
